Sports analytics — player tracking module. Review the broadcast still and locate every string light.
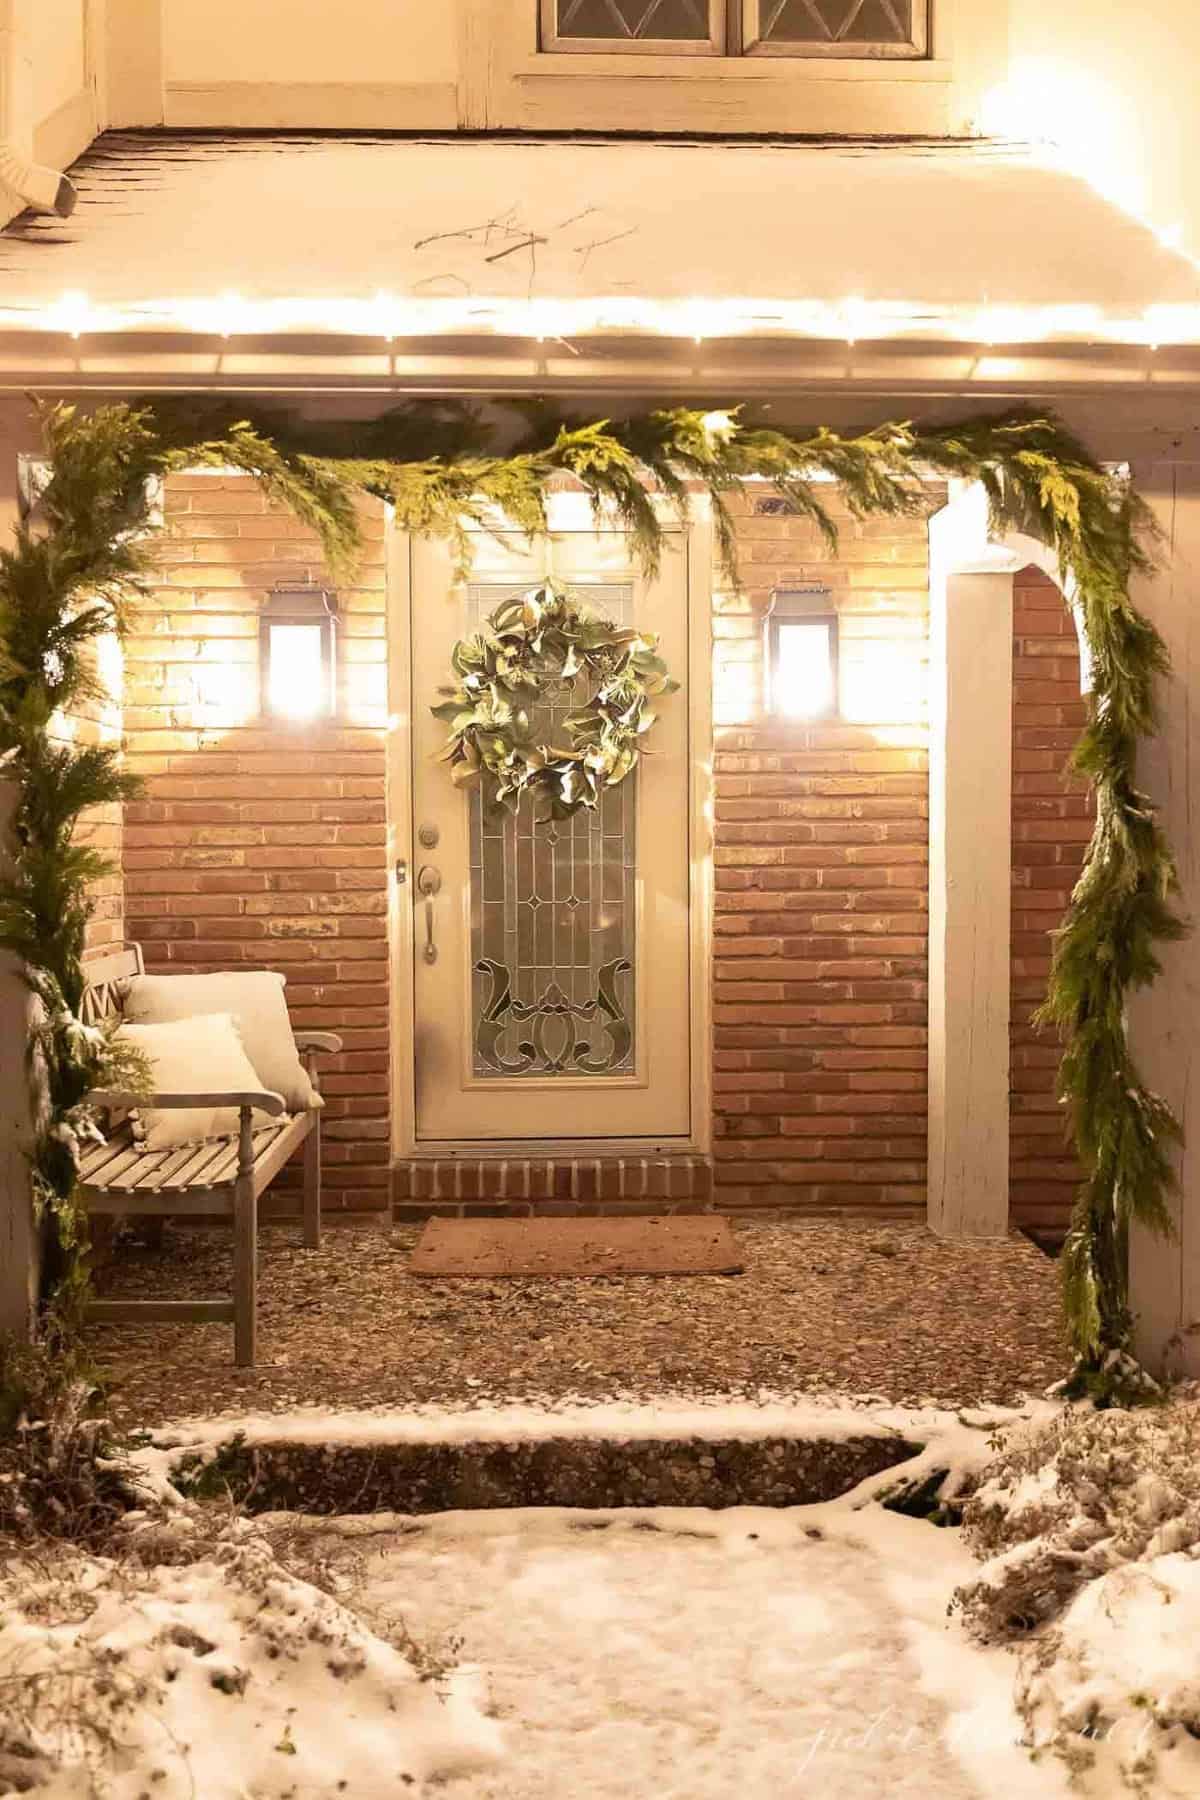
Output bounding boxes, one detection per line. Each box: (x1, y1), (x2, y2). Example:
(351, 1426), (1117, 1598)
(45, 291), (95, 338)
(215, 291), (248, 339)
(840, 296), (870, 348)
(371, 290), (402, 343)
(971, 306), (1041, 347)
(22, 290), (1200, 349)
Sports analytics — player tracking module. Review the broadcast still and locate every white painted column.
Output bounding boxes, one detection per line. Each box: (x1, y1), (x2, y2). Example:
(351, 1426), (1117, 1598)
(926, 492), (1074, 1239)
(1129, 461), (1200, 1375)
(105, 1), (166, 128)
(927, 504), (1014, 1239)
(0, 397), (38, 1336)
(0, 1), (34, 159)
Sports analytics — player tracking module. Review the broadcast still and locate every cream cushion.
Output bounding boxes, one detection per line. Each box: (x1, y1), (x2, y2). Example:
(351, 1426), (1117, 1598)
(124, 970), (319, 1115)
(116, 1014), (282, 1151)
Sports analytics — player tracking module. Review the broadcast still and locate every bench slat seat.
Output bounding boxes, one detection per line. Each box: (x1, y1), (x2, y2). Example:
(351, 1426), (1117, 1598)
(78, 943), (341, 1366)
(80, 1120), (302, 1195)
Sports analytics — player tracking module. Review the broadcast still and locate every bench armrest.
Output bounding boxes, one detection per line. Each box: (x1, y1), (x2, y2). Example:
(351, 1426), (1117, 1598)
(88, 1088), (288, 1118)
(294, 1032), (343, 1055)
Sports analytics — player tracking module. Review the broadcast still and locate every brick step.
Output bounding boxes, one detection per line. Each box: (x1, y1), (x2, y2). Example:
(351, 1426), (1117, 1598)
(393, 1154), (713, 1220)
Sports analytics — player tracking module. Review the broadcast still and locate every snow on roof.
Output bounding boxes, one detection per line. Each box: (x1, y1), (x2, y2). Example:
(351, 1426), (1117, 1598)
(2, 131), (1198, 347)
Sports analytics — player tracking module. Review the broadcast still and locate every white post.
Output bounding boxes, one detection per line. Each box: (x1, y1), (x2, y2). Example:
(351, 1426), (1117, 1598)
(0, 2), (33, 156)
(1128, 461), (1200, 1375)
(927, 492), (1015, 1237)
(104, 1), (166, 128)
(0, 397), (38, 1337)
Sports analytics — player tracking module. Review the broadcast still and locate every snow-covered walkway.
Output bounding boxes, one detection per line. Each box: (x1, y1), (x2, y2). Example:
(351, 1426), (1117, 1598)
(325, 1501), (1074, 1799)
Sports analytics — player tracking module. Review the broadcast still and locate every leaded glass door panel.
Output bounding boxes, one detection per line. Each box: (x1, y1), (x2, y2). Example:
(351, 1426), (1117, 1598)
(406, 523), (692, 1143)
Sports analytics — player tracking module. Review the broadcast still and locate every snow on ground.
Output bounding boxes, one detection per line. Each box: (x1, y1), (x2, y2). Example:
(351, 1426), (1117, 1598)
(0, 1527), (503, 1799)
(2, 1398), (1085, 1798)
(272, 1500), (1074, 1800)
(1018, 1551), (1200, 1797)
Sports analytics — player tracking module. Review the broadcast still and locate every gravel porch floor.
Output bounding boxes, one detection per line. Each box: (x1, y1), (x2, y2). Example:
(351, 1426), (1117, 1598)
(87, 1218), (1068, 1427)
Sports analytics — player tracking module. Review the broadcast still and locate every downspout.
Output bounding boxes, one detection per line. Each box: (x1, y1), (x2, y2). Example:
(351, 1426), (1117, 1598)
(0, 139), (76, 216)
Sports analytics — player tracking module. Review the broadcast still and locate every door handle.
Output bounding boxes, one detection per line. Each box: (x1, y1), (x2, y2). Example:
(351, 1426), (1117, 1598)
(416, 864), (442, 964)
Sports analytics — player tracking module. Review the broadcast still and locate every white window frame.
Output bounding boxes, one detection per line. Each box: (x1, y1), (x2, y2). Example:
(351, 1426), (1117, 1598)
(539, 0), (929, 59)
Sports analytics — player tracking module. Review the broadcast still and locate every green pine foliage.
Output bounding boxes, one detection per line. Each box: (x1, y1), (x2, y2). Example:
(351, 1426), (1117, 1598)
(0, 397), (1183, 1392)
(0, 401), (357, 1319)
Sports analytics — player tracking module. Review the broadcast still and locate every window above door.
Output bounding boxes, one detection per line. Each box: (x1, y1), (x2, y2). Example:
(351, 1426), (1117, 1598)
(540, 0), (930, 59)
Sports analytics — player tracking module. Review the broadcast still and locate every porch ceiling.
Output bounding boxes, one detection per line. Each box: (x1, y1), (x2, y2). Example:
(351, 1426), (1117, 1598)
(2, 131), (1200, 356)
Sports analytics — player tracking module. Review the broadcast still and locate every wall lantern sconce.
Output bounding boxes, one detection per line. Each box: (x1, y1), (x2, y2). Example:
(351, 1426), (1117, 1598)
(260, 587), (338, 722)
(764, 589), (839, 721)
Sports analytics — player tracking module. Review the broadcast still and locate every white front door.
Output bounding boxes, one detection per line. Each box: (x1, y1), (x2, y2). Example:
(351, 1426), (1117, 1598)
(398, 515), (695, 1145)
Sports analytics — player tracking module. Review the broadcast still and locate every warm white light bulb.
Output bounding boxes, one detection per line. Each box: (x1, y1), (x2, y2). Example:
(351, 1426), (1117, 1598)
(48, 290), (92, 338)
(700, 410), (736, 443)
(774, 623), (835, 720)
(372, 290), (400, 342)
(268, 625), (326, 721)
(214, 290), (248, 339)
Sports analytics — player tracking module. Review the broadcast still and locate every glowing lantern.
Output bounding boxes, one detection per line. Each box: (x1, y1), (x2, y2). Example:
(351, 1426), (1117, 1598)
(764, 589), (838, 720)
(260, 588), (338, 722)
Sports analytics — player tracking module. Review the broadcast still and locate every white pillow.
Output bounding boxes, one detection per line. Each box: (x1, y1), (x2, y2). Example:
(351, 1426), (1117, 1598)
(117, 1014), (282, 1152)
(123, 970), (319, 1115)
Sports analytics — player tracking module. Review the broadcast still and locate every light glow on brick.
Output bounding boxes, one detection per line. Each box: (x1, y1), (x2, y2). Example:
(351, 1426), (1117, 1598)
(193, 660), (258, 729)
(841, 643), (926, 726)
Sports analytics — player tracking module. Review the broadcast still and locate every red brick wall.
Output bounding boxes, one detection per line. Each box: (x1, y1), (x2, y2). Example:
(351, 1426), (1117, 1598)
(1010, 567), (1093, 1238)
(713, 493), (933, 1216)
(113, 485), (1089, 1229)
(121, 476), (390, 1213)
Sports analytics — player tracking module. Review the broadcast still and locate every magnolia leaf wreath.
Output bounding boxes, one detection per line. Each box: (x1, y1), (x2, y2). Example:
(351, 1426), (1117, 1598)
(432, 582), (679, 819)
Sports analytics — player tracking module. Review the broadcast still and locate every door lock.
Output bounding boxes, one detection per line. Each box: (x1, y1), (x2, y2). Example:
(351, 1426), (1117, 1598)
(417, 822), (440, 849)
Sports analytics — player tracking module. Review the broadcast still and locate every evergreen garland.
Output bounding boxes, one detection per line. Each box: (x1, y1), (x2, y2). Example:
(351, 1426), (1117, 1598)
(0, 396), (1182, 1390)
(0, 402), (359, 1320)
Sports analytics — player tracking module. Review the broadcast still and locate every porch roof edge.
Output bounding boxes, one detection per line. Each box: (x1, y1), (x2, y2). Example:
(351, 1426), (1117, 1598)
(1, 132), (1199, 355)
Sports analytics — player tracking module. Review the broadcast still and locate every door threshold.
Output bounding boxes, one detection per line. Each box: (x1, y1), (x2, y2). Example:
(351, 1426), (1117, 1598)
(394, 1148), (714, 1213)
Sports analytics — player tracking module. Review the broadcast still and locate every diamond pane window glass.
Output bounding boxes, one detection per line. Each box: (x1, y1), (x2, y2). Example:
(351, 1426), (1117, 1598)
(744, 0), (926, 54)
(467, 583), (637, 1080)
(547, 0), (718, 46)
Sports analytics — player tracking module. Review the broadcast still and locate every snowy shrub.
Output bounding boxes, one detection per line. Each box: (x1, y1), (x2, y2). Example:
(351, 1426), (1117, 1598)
(0, 1525), (504, 1798)
(953, 1395), (1200, 1641)
(0, 1335), (139, 1551)
(1016, 1552), (1200, 1797)
(953, 1394), (1200, 1793)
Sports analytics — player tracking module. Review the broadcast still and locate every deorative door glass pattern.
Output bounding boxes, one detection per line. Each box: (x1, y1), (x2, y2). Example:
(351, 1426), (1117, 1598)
(467, 584), (637, 1079)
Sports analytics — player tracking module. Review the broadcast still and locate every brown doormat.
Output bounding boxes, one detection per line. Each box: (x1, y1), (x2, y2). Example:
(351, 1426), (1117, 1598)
(409, 1215), (744, 1278)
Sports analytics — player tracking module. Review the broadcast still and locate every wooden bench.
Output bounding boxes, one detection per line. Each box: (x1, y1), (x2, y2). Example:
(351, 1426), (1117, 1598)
(78, 944), (342, 1366)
